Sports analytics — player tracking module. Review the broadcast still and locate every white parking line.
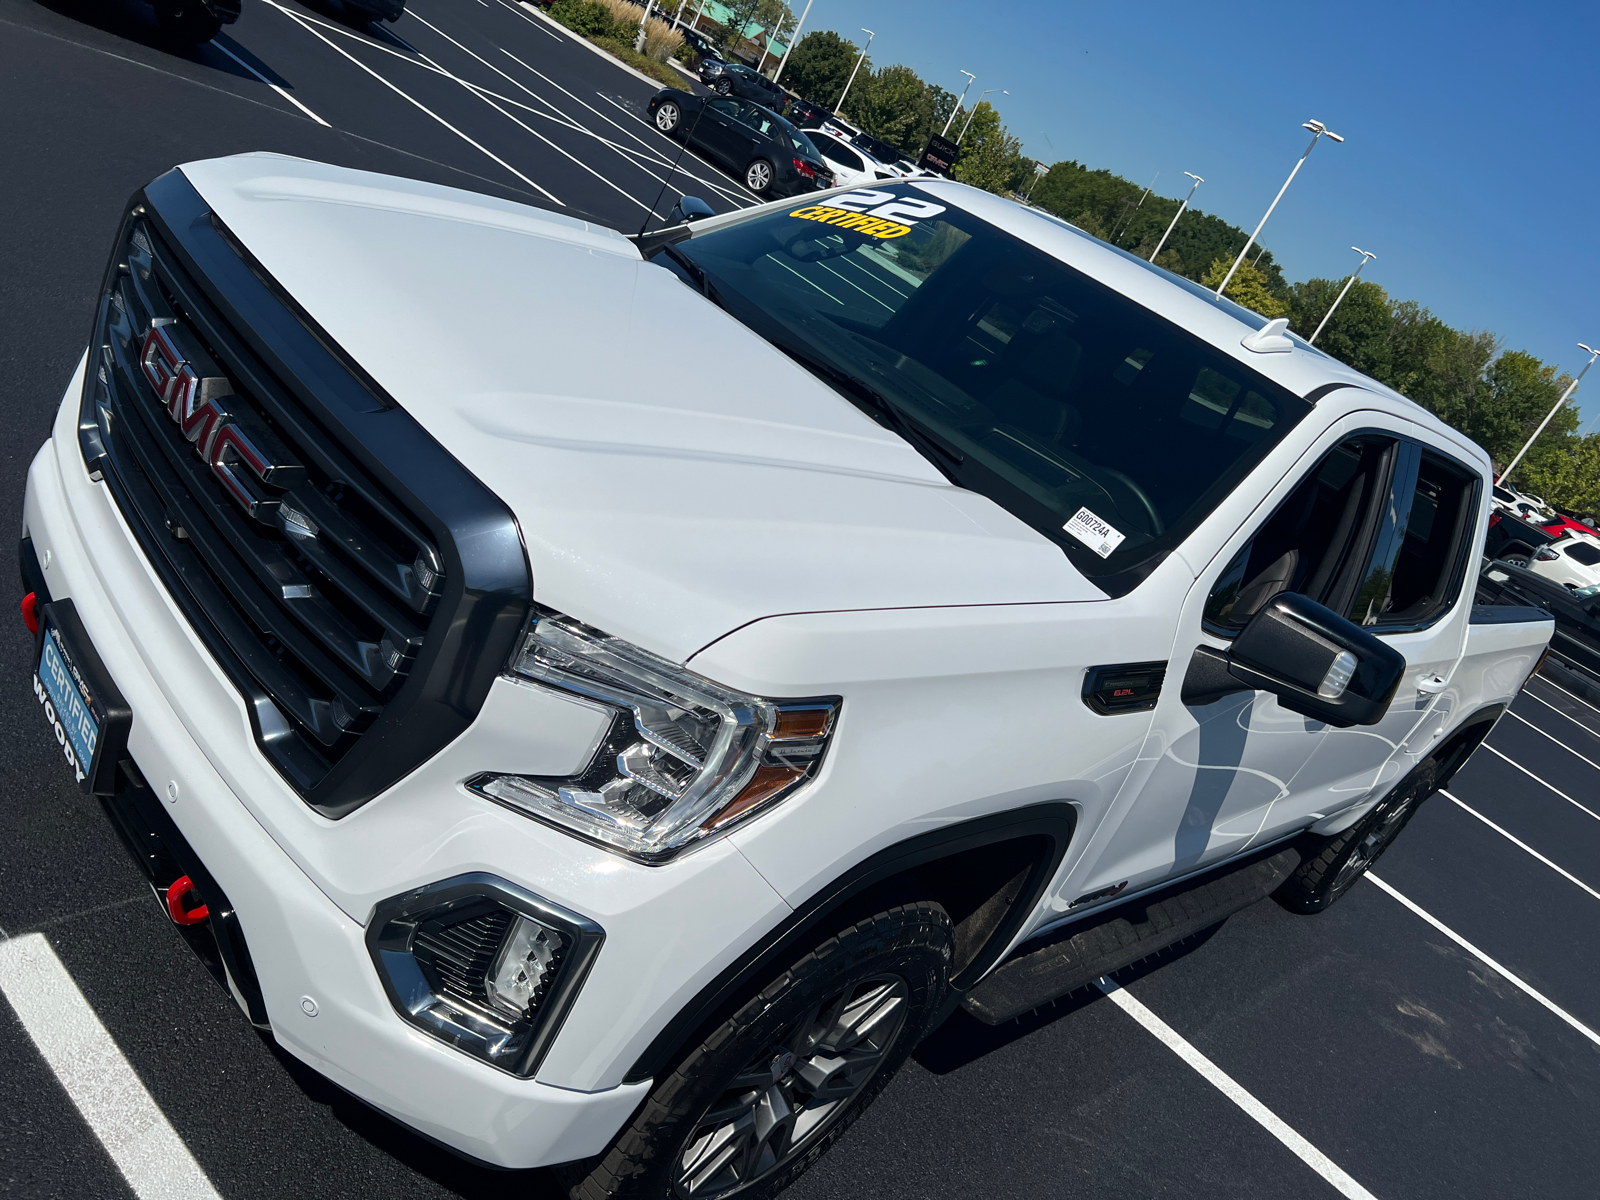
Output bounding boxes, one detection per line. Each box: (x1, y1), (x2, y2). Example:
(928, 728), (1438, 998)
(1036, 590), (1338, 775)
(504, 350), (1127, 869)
(1440, 790), (1600, 902)
(1531, 671), (1600, 725)
(1366, 873), (1600, 1050)
(1521, 686), (1600, 742)
(213, 41), (332, 126)
(1501, 708), (1600, 775)
(1481, 743), (1600, 823)
(0, 933), (223, 1200)
(260, 0), (563, 203)
(1096, 977), (1381, 1200)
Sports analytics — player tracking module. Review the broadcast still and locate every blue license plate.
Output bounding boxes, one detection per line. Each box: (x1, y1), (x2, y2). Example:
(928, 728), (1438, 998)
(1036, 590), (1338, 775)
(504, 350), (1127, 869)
(35, 622), (101, 786)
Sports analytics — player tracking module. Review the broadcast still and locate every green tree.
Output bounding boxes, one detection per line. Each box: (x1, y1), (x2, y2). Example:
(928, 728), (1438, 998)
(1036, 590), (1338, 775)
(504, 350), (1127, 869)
(1521, 434), (1600, 512)
(783, 30), (859, 106)
(1200, 254), (1290, 320)
(1288, 277), (1393, 380)
(950, 101), (1026, 194)
(715, 0), (763, 56)
(850, 64), (926, 150)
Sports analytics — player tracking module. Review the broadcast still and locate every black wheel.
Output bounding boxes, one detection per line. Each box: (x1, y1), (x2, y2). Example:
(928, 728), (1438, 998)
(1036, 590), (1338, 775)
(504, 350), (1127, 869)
(560, 897), (953, 1199)
(655, 101), (682, 134)
(744, 159), (774, 193)
(1275, 761), (1437, 914)
(153, 0), (222, 44)
(714, 79), (732, 96)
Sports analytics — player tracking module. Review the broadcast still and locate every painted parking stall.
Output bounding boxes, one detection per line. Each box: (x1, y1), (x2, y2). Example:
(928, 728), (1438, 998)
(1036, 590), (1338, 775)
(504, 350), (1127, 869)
(3, 0), (1600, 1196)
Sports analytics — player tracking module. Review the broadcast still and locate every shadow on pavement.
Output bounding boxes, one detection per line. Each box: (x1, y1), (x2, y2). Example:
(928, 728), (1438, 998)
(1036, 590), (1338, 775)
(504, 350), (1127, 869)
(913, 920), (1229, 1076)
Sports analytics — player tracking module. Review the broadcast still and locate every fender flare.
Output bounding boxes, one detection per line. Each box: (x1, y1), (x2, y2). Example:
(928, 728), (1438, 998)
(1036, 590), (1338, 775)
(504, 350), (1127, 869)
(623, 802), (1077, 1083)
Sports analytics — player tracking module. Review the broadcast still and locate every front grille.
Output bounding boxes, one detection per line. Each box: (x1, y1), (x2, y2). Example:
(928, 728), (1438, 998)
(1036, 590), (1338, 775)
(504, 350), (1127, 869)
(80, 171), (531, 816)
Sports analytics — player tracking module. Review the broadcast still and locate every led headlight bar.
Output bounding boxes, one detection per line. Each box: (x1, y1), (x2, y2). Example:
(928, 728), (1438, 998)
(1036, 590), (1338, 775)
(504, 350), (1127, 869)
(468, 612), (839, 864)
(366, 874), (602, 1077)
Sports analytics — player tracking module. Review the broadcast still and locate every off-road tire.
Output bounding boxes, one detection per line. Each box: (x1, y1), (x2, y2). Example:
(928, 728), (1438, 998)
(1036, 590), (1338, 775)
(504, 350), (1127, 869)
(558, 897), (953, 1200)
(154, 0), (223, 44)
(1275, 761), (1438, 914)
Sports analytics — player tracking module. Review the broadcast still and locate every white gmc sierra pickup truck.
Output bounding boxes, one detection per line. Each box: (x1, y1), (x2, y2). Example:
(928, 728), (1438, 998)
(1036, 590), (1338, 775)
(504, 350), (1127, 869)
(22, 153), (1552, 1199)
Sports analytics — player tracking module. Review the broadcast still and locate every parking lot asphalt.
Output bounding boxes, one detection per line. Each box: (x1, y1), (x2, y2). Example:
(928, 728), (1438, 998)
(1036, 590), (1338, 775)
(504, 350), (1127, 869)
(3, 2), (1599, 1196)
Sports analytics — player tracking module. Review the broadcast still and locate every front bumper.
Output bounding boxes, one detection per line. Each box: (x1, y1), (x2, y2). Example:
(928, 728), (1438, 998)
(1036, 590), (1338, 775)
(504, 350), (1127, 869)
(22, 354), (792, 1167)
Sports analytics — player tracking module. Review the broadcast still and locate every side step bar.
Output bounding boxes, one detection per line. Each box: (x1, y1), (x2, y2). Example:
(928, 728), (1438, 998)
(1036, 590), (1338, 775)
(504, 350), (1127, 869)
(962, 846), (1301, 1024)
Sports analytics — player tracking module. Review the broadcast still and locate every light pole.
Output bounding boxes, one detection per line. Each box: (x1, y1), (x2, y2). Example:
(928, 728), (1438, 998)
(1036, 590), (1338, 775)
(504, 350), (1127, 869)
(957, 88), (1007, 143)
(1308, 247), (1377, 345)
(941, 71), (976, 137)
(1500, 342), (1600, 484)
(771, 0), (811, 84)
(1215, 119), (1343, 300)
(1148, 172), (1202, 263)
(834, 28), (875, 113)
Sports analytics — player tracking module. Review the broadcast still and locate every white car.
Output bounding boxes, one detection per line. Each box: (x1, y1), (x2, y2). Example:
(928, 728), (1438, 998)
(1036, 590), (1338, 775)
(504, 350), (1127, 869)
(22, 154), (1551, 1199)
(799, 126), (899, 187)
(1531, 532), (1600, 589)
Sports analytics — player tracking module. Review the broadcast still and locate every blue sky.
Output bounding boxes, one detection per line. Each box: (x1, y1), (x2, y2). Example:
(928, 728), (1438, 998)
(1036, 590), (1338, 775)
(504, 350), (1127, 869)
(782, 0), (1600, 424)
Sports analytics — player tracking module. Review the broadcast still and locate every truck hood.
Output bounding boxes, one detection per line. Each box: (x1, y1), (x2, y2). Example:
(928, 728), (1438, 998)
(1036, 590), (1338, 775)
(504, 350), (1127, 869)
(181, 155), (1102, 661)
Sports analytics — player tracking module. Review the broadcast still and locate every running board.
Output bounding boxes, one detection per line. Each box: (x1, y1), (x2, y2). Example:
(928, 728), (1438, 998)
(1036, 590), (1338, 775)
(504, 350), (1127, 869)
(961, 847), (1301, 1025)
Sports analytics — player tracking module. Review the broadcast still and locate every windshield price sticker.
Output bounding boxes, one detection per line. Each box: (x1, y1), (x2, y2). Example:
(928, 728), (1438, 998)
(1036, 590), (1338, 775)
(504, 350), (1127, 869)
(1064, 507), (1126, 559)
(789, 191), (948, 240)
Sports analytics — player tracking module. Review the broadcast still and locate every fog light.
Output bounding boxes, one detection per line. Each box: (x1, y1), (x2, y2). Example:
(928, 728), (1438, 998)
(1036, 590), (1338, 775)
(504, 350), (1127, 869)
(366, 874), (603, 1077)
(487, 917), (562, 1019)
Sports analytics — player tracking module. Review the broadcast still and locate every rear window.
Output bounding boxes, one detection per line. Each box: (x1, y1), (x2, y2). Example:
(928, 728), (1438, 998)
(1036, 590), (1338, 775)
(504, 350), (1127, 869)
(672, 184), (1313, 593)
(1566, 540), (1600, 566)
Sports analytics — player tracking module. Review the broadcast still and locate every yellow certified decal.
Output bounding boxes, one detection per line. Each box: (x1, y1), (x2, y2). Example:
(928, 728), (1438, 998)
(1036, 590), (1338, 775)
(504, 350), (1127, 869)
(788, 205), (912, 239)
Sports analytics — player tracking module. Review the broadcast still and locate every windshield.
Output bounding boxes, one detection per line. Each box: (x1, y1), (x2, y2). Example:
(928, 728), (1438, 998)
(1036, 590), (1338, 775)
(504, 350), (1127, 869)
(668, 184), (1313, 593)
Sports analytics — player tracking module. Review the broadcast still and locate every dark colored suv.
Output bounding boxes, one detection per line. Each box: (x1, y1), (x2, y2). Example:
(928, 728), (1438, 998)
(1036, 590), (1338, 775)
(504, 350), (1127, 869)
(699, 60), (785, 104)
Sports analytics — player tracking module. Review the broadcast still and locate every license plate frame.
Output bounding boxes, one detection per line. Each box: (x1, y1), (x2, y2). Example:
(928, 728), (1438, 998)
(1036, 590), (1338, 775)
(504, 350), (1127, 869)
(33, 599), (131, 796)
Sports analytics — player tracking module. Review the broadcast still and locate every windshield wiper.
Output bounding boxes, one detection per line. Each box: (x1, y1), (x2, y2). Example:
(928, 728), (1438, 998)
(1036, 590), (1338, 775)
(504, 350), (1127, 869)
(772, 341), (966, 484)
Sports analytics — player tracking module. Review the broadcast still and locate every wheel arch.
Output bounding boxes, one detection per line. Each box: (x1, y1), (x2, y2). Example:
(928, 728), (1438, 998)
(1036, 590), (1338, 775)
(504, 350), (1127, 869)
(1432, 701), (1506, 788)
(622, 802), (1077, 1083)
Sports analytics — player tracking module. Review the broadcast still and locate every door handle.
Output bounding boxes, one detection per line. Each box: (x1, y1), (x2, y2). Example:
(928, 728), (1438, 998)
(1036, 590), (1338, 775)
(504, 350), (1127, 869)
(1415, 673), (1449, 694)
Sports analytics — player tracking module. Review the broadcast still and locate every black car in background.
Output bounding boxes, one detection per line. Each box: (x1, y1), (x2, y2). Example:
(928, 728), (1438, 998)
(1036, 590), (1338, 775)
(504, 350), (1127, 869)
(678, 26), (721, 64)
(648, 90), (833, 196)
(699, 59), (785, 104)
(1476, 560), (1600, 682)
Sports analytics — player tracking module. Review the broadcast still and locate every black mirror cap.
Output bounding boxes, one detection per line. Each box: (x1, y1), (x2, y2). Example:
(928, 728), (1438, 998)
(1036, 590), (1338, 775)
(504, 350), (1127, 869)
(1227, 593), (1406, 728)
(675, 196), (716, 223)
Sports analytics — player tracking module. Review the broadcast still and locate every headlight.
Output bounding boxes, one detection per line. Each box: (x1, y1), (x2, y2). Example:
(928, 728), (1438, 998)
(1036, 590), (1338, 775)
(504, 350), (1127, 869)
(468, 612), (838, 863)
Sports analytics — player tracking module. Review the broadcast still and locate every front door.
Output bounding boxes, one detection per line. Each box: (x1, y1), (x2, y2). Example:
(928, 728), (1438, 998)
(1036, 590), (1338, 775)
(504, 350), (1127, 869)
(1290, 429), (1481, 811)
(1067, 422), (1405, 906)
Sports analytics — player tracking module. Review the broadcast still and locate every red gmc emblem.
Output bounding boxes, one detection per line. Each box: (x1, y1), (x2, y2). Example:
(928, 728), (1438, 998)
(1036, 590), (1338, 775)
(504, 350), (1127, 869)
(140, 322), (297, 520)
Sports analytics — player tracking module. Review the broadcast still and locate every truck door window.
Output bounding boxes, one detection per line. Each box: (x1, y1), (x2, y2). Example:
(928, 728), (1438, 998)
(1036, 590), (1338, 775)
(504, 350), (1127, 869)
(1203, 437), (1395, 634)
(1348, 446), (1478, 627)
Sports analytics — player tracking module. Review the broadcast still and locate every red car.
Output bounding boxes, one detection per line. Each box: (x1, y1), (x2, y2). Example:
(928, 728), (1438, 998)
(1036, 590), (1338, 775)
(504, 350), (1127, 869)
(1543, 513), (1598, 539)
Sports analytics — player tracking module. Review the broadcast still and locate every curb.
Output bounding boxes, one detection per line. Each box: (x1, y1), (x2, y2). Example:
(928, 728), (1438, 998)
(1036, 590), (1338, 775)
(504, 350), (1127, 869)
(517, 2), (693, 92)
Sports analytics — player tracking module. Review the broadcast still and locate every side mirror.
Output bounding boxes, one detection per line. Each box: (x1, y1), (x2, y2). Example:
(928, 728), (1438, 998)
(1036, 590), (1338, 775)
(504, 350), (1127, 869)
(673, 196), (715, 223)
(1181, 593), (1405, 728)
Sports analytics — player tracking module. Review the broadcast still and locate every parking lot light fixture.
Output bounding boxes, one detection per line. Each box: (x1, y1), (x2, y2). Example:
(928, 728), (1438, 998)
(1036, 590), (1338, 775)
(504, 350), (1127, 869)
(771, 0), (812, 85)
(835, 28), (875, 113)
(1500, 343), (1600, 484)
(942, 71), (977, 137)
(1308, 247), (1377, 345)
(957, 89), (1007, 143)
(1148, 171), (1203, 263)
(1215, 119), (1343, 300)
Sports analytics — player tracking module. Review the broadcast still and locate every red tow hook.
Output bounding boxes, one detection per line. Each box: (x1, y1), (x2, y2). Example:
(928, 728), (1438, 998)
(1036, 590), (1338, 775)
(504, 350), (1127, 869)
(166, 875), (210, 926)
(21, 591), (39, 636)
